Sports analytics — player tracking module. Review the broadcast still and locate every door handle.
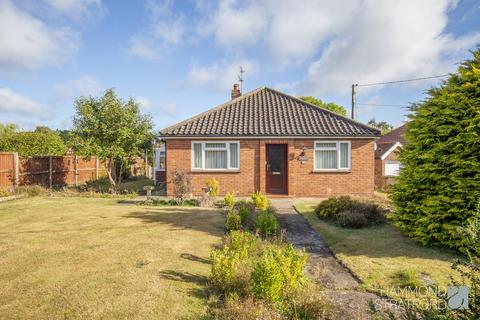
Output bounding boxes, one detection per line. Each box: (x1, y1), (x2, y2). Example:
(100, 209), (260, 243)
(266, 163), (271, 171)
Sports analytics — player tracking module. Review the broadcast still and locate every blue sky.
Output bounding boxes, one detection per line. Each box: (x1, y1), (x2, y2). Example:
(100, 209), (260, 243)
(1, 0), (479, 132)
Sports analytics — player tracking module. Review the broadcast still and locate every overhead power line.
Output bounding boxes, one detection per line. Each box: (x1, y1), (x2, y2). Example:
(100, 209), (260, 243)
(356, 102), (411, 108)
(350, 73), (450, 119)
(356, 74), (449, 87)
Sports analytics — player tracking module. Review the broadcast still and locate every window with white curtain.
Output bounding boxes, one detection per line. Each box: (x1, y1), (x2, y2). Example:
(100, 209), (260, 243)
(314, 141), (351, 171)
(192, 141), (240, 170)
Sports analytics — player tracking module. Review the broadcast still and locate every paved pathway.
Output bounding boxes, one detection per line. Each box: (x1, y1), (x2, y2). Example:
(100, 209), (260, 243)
(271, 198), (402, 319)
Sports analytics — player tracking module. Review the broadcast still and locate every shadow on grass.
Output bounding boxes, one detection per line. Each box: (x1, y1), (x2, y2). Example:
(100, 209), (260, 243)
(159, 270), (209, 300)
(181, 253), (211, 264)
(124, 208), (224, 237)
(159, 270), (207, 285)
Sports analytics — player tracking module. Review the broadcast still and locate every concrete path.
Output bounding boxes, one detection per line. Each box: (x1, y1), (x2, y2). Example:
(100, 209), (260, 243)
(271, 198), (402, 319)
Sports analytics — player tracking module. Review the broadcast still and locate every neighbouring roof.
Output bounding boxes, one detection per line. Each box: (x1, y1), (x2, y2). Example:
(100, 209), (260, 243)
(375, 124), (407, 159)
(159, 87), (380, 138)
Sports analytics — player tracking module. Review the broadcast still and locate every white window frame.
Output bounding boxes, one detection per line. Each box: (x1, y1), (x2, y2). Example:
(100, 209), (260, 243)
(385, 160), (402, 176)
(313, 140), (351, 171)
(191, 141), (240, 171)
(155, 145), (166, 171)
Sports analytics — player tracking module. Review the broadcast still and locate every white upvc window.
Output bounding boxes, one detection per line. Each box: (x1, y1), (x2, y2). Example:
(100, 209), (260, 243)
(385, 160), (402, 176)
(191, 141), (240, 171)
(314, 141), (351, 171)
(155, 145), (166, 171)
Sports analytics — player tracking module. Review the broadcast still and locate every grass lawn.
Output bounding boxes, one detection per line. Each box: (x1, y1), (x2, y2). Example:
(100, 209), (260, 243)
(0, 197), (224, 319)
(295, 202), (464, 301)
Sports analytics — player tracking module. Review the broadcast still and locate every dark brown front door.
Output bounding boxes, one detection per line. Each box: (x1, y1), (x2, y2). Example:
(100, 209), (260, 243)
(266, 144), (288, 194)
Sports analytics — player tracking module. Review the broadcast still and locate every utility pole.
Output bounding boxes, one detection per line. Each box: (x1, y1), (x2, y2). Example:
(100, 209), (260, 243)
(351, 84), (358, 120)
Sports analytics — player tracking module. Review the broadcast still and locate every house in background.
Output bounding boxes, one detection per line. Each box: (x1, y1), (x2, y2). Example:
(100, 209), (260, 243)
(156, 85), (380, 197)
(374, 124), (407, 188)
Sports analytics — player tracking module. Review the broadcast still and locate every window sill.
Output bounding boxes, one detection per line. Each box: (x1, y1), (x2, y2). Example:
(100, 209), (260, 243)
(191, 169), (240, 173)
(312, 169), (351, 173)
(154, 168), (166, 171)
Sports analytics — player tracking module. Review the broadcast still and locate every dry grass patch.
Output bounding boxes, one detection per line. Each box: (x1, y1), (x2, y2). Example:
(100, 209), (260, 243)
(295, 202), (463, 302)
(0, 197), (223, 319)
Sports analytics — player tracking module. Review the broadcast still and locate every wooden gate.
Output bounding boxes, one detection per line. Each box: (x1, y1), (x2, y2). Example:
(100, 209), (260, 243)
(0, 153), (18, 189)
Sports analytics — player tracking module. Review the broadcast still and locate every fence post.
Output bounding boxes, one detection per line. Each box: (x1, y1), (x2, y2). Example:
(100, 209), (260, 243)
(49, 156), (53, 189)
(13, 152), (19, 186)
(74, 156), (78, 187)
(95, 157), (99, 179)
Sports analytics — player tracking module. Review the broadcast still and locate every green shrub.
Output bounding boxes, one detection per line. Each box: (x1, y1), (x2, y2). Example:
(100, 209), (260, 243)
(233, 200), (255, 228)
(210, 231), (256, 295)
(391, 50), (480, 252)
(205, 177), (219, 197)
(226, 230), (257, 260)
(224, 191), (235, 209)
(252, 191), (269, 210)
(208, 231), (311, 317)
(255, 211), (280, 238)
(314, 196), (351, 219)
(336, 209), (369, 228)
(238, 206), (251, 225)
(84, 177), (112, 193)
(226, 211), (242, 231)
(210, 248), (243, 294)
(252, 244), (307, 302)
(314, 196), (386, 228)
(0, 131), (66, 156)
(0, 188), (11, 197)
(234, 200), (255, 213)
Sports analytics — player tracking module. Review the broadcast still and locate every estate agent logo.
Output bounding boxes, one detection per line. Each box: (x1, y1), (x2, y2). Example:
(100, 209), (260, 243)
(447, 286), (469, 310)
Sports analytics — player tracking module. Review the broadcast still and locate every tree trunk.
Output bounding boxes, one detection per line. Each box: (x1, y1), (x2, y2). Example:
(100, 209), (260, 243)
(105, 159), (116, 189)
(117, 160), (124, 185)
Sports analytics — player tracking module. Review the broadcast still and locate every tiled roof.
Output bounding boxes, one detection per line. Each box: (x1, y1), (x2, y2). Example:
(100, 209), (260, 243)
(159, 87), (380, 138)
(376, 124), (407, 145)
(375, 124), (407, 158)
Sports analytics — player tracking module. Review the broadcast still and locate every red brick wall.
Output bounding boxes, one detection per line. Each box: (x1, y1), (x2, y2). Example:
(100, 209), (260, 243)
(165, 138), (375, 197)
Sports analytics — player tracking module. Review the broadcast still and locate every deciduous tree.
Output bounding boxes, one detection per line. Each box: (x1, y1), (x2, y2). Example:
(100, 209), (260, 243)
(72, 89), (153, 188)
(299, 96), (347, 116)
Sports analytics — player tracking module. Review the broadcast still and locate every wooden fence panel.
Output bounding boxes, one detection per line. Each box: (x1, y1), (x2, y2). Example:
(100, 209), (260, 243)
(0, 153), (15, 189)
(0, 155), (142, 188)
(19, 156), (50, 187)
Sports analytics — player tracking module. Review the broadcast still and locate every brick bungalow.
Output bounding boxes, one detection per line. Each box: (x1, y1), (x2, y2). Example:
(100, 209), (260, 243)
(374, 124), (406, 188)
(156, 85), (380, 197)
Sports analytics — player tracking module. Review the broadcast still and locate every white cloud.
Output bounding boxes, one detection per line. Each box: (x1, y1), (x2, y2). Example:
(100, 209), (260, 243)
(53, 75), (103, 101)
(43, 0), (104, 22)
(0, 87), (48, 119)
(135, 96), (177, 117)
(135, 96), (152, 110)
(159, 102), (178, 117)
(201, 0), (480, 94)
(301, 0), (480, 95)
(187, 59), (258, 92)
(128, 0), (187, 61)
(0, 0), (79, 72)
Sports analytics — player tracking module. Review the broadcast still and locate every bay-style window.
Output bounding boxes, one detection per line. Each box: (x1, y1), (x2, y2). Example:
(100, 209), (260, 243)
(192, 141), (240, 170)
(314, 141), (351, 171)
